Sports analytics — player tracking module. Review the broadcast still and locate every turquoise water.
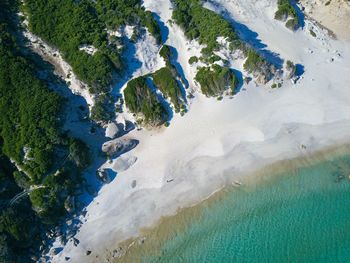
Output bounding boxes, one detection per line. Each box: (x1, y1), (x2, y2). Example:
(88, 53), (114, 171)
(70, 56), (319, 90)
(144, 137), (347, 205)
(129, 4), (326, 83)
(142, 156), (350, 263)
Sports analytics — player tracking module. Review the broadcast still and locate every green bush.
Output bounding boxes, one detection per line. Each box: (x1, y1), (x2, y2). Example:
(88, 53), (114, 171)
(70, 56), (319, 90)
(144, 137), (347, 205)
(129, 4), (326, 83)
(159, 45), (172, 61)
(91, 94), (114, 123)
(274, 0), (299, 30)
(172, 0), (240, 56)
(153, 67), (184, 112)
(275, 0), (297, 20)
(140, 10), (161, 44)
(124, 77), (168, 125)
(188, 56), (199, 64)
(243, 50), (265, 73)
(69, 138), (91, 169)
(195, 64), (238, 97)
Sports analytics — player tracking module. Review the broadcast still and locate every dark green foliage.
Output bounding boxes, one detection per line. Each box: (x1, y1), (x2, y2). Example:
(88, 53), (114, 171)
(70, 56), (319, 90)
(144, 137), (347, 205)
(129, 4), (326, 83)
(95, 0), (141, 29)
(0, 2), (90, 261)
(159, 45), (172, 61)
(188, 56), (199, 64)
(25, 0), (118, 93)
(275, 0), (299, 30)
(195, 65), (238, 97)
(172, 0), (240, 56)
(91, 94), (115, 122)
(275, 0), (297, 20)
(69, 138), (91, 169)
(153, 67), (184, 112)
(0, 145), (42, 262)
(140, 11), (161, 44)
(124, 77), (168, 125)
(0, 13), (62, 181)
(244, 50), (275, 83)
(205, 54), (222, 64)
(243, 50), (266, 73)
(25, 0), (161, 94)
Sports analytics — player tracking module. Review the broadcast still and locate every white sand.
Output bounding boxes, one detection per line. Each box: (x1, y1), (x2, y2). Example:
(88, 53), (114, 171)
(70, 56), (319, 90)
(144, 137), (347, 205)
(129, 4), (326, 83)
(301, 0), (350, 41)
(50, 0), (350, 262)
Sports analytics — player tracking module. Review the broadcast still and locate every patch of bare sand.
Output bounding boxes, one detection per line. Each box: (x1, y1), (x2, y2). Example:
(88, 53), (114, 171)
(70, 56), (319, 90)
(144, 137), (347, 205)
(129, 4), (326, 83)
(300, 0), (350, 40)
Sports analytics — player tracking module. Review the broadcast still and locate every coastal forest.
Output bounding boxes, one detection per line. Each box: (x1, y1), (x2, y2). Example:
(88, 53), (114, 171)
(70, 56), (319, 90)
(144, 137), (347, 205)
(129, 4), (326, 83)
(0, 1), (90, 261)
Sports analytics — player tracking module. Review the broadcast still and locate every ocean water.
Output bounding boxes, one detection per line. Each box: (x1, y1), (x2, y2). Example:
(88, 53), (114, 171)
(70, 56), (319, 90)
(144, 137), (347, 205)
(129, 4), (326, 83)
(140, 155), (350, 263)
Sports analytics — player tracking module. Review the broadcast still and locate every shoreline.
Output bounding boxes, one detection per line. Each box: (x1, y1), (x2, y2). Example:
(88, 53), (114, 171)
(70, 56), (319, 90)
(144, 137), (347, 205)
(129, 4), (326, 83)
(111, 141), (350, 262)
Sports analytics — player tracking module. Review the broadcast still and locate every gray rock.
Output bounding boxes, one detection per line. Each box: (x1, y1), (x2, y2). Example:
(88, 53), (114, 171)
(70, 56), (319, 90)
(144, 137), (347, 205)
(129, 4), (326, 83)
(64, 196), (75, 213)
(73, 237), (80, 246)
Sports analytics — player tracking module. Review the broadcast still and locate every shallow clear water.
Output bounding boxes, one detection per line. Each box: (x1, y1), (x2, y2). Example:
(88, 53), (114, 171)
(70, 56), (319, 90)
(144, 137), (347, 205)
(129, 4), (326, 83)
(142, 156), (350, 263)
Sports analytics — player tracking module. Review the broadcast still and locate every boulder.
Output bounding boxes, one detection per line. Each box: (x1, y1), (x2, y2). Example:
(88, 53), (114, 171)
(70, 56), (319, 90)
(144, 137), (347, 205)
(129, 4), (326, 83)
(102, 139), (138, 158)
(105, 122), (119, 139)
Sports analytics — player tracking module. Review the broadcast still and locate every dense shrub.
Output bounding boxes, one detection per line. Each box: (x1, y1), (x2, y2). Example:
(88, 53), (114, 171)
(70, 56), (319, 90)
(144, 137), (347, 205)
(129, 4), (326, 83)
(159, 45), (172, 61)
(189, 56), (199, 64)
(25, 0), (161, 95)
(124, 77), (168, 125)
(25, 0), (118, 93)
(195, 65), (238, 97)
(274, 0), (299, 30)
(172, 0), (241, 56)
(91, 94), (115, 123)
(153, 67), (184, 112)
(243, 50), (266, 73)
(0, 2), (90, 261)
(0, 18), (62, 180)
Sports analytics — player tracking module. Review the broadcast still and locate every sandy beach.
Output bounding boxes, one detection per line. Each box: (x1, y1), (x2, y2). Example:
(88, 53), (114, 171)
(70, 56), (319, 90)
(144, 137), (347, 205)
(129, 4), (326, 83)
(300, 0), (350, 41)
(46, 0), (350, 262)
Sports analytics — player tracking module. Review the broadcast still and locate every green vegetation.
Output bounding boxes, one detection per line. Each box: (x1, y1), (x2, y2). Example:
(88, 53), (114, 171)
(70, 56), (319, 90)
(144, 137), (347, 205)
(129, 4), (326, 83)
(159, 45), (172, 61)
(153, 67), (185, 113)
(286, 60), (296, 78)
(244, 50), (275, 83)
(140, 11), (161, 44)
(91, 94), (115, 122)
(195, 65), (238, 97)
(69, 138), (91, 170)
(0, 1), (91, 261)
(189, 56), (199, 64)
(124, 77), (168, 125)
(1, 9), (62, 181)
(25, 0), (161, 93)
(95, 1), (160, 43)
(25, 0), (161, 122)
(274, 0), (299, 30)
(155, 45), (187, 114)
(172, 0), (241, 56)
(25, 0), (116, 93)
(243, 50), (266, 73)
(172, 0), (274, 94)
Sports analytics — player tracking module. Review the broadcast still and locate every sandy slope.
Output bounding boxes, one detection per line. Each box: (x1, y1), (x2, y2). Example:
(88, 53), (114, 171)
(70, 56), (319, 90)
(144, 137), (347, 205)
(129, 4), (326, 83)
(49, 0), (350, 262)
(300, 0), (350, 40)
